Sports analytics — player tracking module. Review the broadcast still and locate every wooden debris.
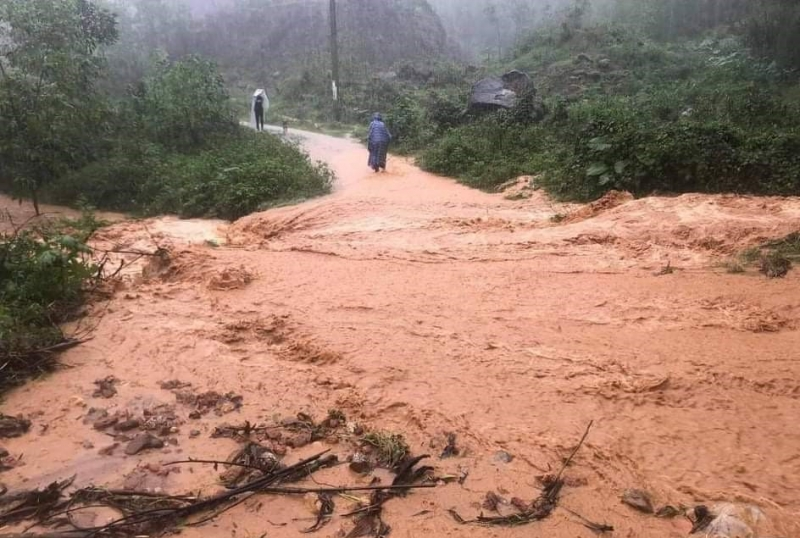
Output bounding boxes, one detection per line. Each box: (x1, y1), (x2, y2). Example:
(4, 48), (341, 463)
(0, 415), (31, 439)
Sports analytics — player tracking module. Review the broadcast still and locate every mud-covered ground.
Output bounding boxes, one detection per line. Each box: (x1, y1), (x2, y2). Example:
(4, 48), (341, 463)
(2, 130), (799, 537)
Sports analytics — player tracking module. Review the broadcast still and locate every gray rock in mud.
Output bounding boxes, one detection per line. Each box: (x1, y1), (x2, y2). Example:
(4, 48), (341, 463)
(493, 450), (514, 464)
(93, 416), (119, 430)
(125, 434), (165, 455)
(622, 488), (655, 514)
(349, 452), (374, 475)
(114, 419), (141, 432)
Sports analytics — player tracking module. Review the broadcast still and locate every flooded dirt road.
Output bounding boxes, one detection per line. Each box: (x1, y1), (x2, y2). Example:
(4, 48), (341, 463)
(2, 130), (800, 537)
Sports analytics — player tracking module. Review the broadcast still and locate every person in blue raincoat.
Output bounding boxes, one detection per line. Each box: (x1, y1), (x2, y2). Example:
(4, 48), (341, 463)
(367, 113), (392, 172)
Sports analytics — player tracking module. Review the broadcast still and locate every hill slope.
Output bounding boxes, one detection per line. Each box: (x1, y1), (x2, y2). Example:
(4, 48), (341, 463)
(192, 0), (448, 84)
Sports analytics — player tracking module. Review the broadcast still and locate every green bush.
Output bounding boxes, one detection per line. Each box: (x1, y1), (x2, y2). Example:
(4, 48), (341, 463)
(149, 131), (334, 220)
(50, 129), (334, 220)
(0, 221), (98, 392)
(420, 115), (555, 190)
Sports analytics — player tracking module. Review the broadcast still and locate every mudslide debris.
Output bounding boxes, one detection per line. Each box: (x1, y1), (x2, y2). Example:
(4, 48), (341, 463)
(92, 376), (119, 399)
(439, 432), (459, 459)
(0, 411), (437, 538)
(0, 415), (30, 439)
(125, 433), (165, 455)
(621, 488), (655, 514)
(450, 421), (593, 528)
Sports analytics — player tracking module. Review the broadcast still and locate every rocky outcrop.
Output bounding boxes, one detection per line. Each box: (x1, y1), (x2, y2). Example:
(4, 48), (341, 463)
(468, 69), (533, 111)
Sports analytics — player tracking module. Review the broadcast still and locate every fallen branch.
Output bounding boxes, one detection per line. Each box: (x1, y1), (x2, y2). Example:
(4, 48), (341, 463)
(449, 421), (594, 527)
(554, 420), (593, 483)
(562, 506), (614, 533)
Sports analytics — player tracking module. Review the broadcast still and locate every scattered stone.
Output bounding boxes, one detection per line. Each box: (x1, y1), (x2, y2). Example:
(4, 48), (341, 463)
(189, 430), (201, 438)
(597, 58), (612, 70)
(125, 434), (165, 455)
(286, 431), (313, 449)
(145, 462), (162, 474)
(188, 411), (201, 420)
(98, 443), (119, 456)
(83, 408), (108, 425)
(142, 404), (182, 431)
(82, 440), (95, 450)
(92, 376), (119, 399)
(159, 380), (192, 390)
(176, 391), (243, 417)
(348, 452), (373, 475)
(622, 488), (655, 514)
(656, 505), (681, 518)
(483, 491), (504, 511)
(260, 427), (281, 441)
(493, 450), (514, 464)
(115, 419), (141, 432)
(0, 414), (31, 438)
(167, 437), (179, 446)
(94, 415), (119, 430)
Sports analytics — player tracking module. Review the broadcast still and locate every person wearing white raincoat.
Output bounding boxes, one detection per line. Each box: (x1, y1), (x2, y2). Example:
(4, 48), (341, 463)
(251, 89), (269, 132)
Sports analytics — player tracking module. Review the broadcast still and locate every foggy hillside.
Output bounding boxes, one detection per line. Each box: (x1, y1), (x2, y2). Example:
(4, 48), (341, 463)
(107, 0), (450, 91)
(427, 0), (578, 60)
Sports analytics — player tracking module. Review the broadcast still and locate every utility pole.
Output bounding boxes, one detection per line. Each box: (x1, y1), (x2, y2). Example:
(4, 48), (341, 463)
(329, 0), (341, 121)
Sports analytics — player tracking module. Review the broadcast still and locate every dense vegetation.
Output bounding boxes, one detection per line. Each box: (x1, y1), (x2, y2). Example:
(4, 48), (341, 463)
(0, 211), (102, 392)
(0, 0), (333, 219)
(403, 0), (800, 200)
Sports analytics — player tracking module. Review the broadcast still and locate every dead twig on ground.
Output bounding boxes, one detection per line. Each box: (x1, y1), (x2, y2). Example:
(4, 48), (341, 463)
(449, 421), (594, 527)
(561, 506), (614, 533)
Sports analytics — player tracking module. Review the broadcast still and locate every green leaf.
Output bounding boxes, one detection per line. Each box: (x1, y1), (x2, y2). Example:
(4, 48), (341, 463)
(599, 174), (615, 186)
(588, 137), (612, 151)
(586, 162), (609, 177)
(614, 160), (628, 175)
(37, 250), (59, 267)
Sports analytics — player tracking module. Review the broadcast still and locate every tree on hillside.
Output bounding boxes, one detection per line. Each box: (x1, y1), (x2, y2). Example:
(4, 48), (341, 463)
(0, 0), (117, 214)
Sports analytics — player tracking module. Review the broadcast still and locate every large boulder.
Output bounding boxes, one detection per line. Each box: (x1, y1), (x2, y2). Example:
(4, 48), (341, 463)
(468, 70), (533, 112)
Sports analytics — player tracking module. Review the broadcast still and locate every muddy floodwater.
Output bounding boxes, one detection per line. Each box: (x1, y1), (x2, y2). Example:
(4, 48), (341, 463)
(2, 130), (800, 537)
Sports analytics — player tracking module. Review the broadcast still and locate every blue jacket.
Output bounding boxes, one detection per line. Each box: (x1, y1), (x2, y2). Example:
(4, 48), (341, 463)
(368, 120), (392, 145)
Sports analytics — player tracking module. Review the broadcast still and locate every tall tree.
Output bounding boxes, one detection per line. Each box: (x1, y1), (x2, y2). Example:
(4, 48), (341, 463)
(0, 0), (118, 213)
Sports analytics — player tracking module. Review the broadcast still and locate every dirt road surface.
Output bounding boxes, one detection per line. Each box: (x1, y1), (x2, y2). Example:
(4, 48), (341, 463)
(2, 130), (800, 537)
